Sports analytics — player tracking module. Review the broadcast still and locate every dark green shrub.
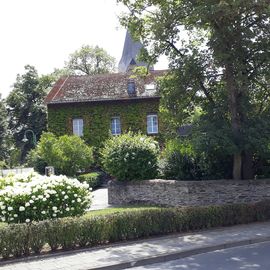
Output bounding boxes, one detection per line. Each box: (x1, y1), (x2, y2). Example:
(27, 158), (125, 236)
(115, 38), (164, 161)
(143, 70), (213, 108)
(160, 138), (233, 180)
(160, 139), (202, 180)
(77, 172), (103, 189)
(0, 201), (270, 259)
(26, 132), (94, 176)
(101, 133), (159, 181)
(26, 149), (47, 175)
(0, 161), (8, 170)
(191, 126), (234, 179)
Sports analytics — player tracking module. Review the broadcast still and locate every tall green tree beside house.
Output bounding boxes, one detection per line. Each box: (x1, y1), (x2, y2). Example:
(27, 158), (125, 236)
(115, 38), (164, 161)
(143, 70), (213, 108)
(6, 65), (53, 161)
(65, 45), (116, 75)
(118, 0), (270, 179)
(0, 97), (9, 161)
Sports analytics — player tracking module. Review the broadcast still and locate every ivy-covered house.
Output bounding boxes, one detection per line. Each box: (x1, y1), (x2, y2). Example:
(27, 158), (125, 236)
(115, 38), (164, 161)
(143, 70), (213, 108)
(45, 32), (166, 148)
(45, 70), (165, 148)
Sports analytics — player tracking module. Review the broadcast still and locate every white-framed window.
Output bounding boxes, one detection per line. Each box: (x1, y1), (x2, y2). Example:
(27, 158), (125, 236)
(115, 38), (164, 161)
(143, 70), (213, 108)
(145, 83), (155, 91)
(72, 118), (83, 137)
(147, 114), (158, 134)
(111, 117), (121, 135)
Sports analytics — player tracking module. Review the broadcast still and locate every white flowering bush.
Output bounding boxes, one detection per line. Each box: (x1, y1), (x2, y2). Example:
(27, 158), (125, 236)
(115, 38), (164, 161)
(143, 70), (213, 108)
(0, 172), (91, 224)
(0, 172), (34, 189)
(101, 132), (159, 181)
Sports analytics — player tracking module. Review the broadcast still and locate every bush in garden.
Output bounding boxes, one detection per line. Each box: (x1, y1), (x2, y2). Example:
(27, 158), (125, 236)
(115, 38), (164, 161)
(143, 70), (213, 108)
(0, 161), (8, 170)
(56, 135), (94, 176)
(101, 133), (159, 181)
(27, 132), (94, 176)
(0, 172), (31, 190)
(0, 172), (91, 223)
(77, 172), (104, 189)
(26, 149), (47, 175)
(160, 139), (202, 180)
(191, 130), (233, 180)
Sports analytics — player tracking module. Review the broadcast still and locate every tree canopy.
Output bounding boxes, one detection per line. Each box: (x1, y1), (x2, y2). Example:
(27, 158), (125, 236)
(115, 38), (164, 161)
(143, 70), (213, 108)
(65, 45), (116, 75)
(0, 97), (9, 161)
(118, 0), (270, 179)
(6, 65), (53, 161)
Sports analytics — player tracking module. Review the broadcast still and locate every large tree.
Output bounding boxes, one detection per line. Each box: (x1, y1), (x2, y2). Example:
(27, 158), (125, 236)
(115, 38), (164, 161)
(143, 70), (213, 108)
(65, 45), (116, 75)
(0, 97), (9, 161)
(118, 0), (270, 179)
(6, 65), (53, 161)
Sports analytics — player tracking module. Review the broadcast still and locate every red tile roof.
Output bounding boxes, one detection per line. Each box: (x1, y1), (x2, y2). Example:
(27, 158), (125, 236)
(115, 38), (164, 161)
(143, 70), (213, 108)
(45, 70), (167, 104)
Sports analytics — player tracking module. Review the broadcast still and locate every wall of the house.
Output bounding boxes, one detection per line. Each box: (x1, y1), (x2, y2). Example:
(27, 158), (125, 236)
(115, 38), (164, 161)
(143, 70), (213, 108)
(47, 98), (165, 148)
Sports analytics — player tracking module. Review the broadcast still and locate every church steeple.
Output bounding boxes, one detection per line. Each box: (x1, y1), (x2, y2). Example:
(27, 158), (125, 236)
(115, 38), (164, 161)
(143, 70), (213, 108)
(118, 31), (150, 73)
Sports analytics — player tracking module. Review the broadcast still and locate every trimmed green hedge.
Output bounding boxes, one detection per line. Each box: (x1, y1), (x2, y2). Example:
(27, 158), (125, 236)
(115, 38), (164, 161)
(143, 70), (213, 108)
(1, 201), (270, 259)
(77, 172), (103, 189)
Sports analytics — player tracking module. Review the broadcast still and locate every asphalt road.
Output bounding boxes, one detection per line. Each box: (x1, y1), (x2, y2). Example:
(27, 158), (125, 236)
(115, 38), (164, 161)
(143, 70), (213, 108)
(128, 241), (270, 270)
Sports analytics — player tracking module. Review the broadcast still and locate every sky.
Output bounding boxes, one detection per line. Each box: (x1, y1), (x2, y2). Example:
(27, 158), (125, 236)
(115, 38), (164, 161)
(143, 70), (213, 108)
(0, 0), (167, 99)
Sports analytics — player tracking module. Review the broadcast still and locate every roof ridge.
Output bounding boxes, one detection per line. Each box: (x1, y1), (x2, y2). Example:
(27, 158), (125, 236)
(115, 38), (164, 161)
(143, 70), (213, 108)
(68, 73), (122, 78)
(61, 70), (168, 79)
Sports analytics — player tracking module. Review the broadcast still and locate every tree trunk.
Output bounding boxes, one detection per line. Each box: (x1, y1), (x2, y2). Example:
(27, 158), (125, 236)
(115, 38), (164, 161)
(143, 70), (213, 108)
(242, 150), (254, 179)
(225, 63), (243, 180)
(233, 153), (242, 180)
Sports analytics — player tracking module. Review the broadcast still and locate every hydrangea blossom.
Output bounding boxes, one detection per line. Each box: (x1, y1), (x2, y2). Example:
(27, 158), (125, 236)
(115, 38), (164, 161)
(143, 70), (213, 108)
(0, 172), (92, 224)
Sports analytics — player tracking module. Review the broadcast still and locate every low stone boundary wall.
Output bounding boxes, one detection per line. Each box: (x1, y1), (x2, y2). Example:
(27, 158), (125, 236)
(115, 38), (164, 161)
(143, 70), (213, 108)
(108, 179), (270, 206)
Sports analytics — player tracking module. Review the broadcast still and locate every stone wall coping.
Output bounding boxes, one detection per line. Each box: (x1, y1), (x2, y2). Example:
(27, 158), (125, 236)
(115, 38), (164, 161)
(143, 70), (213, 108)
(108, 178), (270, 186)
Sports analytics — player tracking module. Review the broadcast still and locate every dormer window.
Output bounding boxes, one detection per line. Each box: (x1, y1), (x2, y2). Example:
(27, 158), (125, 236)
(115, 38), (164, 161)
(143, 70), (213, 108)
(127, 79), (136, 96)
(145, 83), (155, 91)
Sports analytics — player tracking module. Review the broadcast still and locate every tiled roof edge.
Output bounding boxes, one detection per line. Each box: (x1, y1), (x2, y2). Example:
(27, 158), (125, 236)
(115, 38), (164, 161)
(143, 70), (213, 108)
(47, 95), (160, 105)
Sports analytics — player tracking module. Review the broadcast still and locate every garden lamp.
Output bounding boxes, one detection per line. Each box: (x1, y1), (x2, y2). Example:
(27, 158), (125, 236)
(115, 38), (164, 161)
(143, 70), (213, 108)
(22, 129), (37, 146)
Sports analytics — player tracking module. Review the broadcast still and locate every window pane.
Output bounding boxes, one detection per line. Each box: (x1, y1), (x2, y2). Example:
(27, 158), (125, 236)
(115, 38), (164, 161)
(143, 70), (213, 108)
(147, 114), (158, 134)
(73, 118), (83, 137)
(145, 84), (155, 91)
(111, 117), (121, 135)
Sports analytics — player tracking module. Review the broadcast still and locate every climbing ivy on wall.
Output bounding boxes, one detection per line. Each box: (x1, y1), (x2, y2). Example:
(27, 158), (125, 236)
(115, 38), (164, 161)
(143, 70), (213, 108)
(47, 99), (165, 149)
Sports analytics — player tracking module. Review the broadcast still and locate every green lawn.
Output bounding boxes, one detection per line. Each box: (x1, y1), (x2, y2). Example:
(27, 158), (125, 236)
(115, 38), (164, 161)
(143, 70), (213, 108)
(84, 206), (161, 217)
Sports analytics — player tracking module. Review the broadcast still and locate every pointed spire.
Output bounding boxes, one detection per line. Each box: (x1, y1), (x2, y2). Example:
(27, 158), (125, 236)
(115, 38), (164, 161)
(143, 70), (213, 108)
(118, 31), (150, 73)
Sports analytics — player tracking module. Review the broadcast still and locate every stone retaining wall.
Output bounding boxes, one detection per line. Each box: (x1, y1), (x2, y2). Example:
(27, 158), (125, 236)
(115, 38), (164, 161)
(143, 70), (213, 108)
(108, 179), (270, 206)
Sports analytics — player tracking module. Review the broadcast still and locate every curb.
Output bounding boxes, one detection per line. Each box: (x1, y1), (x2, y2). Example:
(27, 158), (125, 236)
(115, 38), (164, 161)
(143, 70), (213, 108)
(89, 236), (270, 270)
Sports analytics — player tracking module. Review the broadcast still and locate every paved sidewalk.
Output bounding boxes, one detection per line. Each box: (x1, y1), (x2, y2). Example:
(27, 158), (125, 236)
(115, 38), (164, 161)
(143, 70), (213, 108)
(1, 222), (270, 270)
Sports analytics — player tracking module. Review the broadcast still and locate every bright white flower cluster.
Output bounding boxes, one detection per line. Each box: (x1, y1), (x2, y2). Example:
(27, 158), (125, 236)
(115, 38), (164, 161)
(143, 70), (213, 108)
(0, 172), (92, 224)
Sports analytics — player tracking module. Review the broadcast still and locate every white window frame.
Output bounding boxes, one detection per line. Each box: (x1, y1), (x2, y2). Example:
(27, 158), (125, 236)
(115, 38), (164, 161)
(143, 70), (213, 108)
(145, 83), (155, 91)
(147, 114), (158, 134)
(72, 118), (83, 137)
(111, 117), (121, 135)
